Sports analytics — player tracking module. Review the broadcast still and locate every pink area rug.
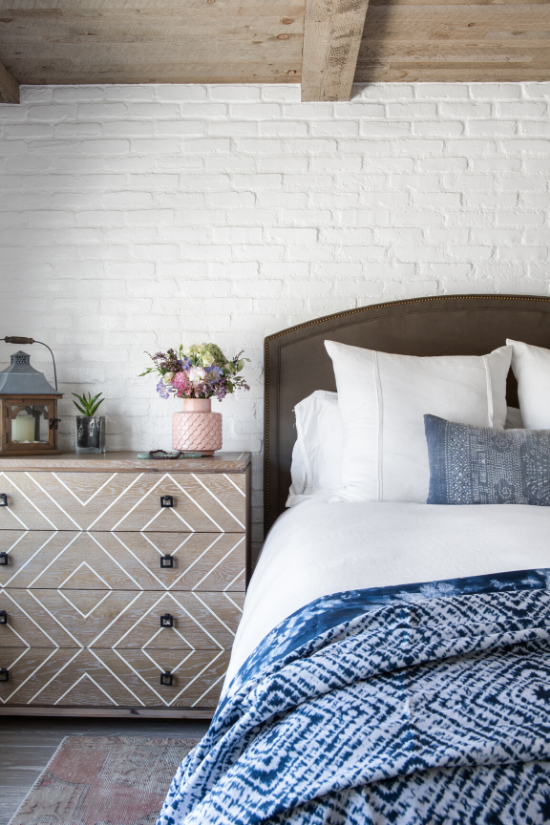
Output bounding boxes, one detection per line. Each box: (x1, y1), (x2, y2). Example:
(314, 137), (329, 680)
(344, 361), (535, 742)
(9, 736), (198, 825)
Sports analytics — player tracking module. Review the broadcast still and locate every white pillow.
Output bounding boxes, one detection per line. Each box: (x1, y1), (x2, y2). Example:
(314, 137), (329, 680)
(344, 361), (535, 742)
(505, 406), (523, 430)
(324, 341), (512, 503)
(287, 391), (342, 507)
(507, 339), (550, 429)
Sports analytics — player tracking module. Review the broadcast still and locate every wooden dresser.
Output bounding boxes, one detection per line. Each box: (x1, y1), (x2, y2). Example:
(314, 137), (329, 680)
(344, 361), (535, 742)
(0, 452), (250, 718)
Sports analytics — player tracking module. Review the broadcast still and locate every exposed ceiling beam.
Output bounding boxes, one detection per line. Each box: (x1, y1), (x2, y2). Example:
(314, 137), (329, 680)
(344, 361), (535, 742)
(0, 60), (19, 104)
(301, 0), (370, 103)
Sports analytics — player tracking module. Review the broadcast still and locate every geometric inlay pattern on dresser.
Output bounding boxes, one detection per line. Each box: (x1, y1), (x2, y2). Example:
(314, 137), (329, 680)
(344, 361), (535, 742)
(0, 452), (251, 717)
(0, 472), (246, 532)
(1, 589), (245, 649)
(0, 647), (233, 708)
(0, 532), (246, 592)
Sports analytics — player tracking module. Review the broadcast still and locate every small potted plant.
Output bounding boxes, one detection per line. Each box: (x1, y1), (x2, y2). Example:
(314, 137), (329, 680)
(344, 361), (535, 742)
(72, 391), (105, 454)
(141, 343), (249, 454)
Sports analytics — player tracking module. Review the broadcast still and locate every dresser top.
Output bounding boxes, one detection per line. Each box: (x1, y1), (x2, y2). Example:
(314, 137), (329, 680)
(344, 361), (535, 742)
(0, 451), (251, 473)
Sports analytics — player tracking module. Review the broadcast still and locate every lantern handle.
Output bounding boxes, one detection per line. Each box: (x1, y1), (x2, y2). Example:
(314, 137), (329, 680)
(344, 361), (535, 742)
(1, 337), (58, 391)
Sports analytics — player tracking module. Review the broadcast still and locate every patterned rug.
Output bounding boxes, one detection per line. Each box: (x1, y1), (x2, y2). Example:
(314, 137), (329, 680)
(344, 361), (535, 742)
(9, 735), (199, 825)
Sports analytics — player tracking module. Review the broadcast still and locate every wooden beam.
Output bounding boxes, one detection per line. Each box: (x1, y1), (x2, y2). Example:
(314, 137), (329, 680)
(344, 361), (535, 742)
(301, 0), (370, 102)
(0, 60), (19, 104)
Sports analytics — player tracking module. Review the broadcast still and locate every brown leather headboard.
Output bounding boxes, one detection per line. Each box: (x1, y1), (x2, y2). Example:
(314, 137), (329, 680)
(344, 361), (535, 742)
(264, 294), (550, 535)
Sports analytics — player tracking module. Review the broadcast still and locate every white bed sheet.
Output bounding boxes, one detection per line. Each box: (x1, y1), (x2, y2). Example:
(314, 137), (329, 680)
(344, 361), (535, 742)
(225, 499), (550, 688)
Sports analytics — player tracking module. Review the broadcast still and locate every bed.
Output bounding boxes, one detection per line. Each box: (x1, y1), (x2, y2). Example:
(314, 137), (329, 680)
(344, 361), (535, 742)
(159, 295), (550, 825)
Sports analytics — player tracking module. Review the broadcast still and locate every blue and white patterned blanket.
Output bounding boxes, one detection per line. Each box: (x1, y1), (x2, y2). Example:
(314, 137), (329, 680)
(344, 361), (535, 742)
(158, 569), (550, 824)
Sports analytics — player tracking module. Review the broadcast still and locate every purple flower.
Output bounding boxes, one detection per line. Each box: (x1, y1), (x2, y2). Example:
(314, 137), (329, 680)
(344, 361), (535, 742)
(156, 380), (171, 399)
(205, 365), (223, 379)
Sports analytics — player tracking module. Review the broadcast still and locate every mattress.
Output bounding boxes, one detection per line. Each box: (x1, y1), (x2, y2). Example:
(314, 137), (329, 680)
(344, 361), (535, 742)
(225, 499), (550, 688)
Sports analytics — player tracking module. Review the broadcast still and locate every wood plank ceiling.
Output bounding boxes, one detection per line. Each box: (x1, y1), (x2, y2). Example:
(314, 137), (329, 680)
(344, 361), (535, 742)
(0, 0), (548, 105)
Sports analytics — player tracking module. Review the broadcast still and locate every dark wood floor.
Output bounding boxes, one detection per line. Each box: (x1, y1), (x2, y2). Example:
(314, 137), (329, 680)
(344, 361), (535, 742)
(0, 716), (210, 825)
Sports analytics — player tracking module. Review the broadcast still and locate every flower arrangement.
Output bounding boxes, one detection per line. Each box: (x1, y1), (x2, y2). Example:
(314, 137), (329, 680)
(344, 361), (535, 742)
(141, 343), (249, 401)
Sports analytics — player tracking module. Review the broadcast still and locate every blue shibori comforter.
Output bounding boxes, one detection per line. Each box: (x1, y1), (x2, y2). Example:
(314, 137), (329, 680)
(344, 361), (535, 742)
(158, 569), (550, 824)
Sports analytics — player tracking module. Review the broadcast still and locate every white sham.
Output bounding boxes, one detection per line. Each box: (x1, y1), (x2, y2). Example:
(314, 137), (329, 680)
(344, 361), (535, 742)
(287, 390), (342, 506)
(324, 341), (512, 503)
(507, 339), (550, 430)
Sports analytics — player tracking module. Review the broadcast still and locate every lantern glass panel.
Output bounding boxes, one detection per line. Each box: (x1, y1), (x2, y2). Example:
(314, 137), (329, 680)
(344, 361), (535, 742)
(8, 402), (51, 445)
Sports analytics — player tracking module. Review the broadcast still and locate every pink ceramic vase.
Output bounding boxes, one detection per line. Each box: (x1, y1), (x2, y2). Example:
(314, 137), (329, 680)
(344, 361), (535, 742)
(172, 398), (222, 455)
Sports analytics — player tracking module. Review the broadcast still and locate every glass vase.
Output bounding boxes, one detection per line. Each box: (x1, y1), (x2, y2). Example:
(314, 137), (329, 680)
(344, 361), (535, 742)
(75, 415), (105, 454)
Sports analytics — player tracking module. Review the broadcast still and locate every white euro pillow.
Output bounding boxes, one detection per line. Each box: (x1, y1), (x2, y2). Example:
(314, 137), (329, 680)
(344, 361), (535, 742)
(287, 391), (342, 507)
(507, 339), (550, 430)
(324, 341), (512, 503)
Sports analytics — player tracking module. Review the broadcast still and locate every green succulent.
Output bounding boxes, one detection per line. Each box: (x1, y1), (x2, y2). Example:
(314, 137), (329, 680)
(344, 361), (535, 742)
(72, 392), (104, 416)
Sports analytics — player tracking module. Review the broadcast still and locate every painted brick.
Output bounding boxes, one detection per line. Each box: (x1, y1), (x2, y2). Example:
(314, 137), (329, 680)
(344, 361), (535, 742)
(415, 85), (469, 100)
(77, 103), (128, 120)
(335, 103), (385, 119)
(260, 120), (308, 137)
(412, 121), (464, 137)
(439, 103), (492, 119)
(520, 122), (550, 137)
(234, 174), (283, 190)
(210, 86), (261, 103)
(500, 246), (548, 261)
(230, 104), (281, 120)
(261, 86), (301, 103)
(496, 212), (545, 228)
(357, 85), (414, 101)
(26, 104), (76, 121)
(360, 121), (412, 137)
(467, 121), (517, 137)
(470, 85), (522, 100)
(386, 103), (437, 119)
(209, 121), (258, 137)
(256, 156), (308, 173)
(157, 86), (208, 102)
(465, 193), (518, 209)
(310, 120), (360, 137)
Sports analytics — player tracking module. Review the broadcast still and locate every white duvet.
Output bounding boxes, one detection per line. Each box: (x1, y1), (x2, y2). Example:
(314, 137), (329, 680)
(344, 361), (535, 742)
(225, 499), (550, 688)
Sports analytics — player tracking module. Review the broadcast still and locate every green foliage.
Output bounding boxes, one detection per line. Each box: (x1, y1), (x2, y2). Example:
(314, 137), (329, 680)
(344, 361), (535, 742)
(72, 391), (104, 416)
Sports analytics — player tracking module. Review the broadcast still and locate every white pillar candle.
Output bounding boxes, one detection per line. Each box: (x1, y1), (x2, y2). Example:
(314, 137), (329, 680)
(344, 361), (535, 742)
(11, 416), (35, 443)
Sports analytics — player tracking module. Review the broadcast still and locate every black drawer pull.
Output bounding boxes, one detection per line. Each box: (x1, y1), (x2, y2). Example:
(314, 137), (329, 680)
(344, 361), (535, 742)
(0, 611), (7, 625)
(160, 613), (174, 628)
(0, 668), (9, 682)
(160, 671), (173, 686)
(160, 554), (174, 569)
(160, 495), (173, 508)
(0, 553), (8, 566)
(0, 494), (7, 507)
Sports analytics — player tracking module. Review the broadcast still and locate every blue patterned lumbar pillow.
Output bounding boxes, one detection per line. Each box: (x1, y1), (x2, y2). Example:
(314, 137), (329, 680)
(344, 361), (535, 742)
(424, 414), (550, 505)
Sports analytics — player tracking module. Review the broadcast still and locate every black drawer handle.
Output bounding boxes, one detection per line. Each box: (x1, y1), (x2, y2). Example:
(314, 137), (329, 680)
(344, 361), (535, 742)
(160, 554), (174, 569)
(160, 671), (173, 686)
(0, 611), (7, 625)
(0, 494), (7, 507)
(160, 613), (174, 628)
(160, 495), (173, 508)
(0, 668), (9, 682)
(0, 553), (8, 566)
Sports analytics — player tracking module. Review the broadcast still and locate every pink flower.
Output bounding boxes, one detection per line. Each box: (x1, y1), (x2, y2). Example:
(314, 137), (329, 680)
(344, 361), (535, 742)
(188, 366), (207, 385)
(171, 371), (192, 397)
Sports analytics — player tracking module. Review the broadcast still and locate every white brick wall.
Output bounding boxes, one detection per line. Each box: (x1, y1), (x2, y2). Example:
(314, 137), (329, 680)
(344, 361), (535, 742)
(1, 81), (549, 558)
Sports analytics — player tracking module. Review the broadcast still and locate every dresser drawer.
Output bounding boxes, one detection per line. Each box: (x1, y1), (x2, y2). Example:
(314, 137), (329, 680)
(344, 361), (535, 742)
(0, 472), (246, 532)
(0, 646), (230, 709)
(0, 588), (245, 649)
(0, 531), (246, 592)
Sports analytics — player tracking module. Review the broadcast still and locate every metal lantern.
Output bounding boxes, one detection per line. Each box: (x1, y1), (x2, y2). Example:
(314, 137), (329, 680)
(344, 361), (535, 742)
(0, 337), (62, 457)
